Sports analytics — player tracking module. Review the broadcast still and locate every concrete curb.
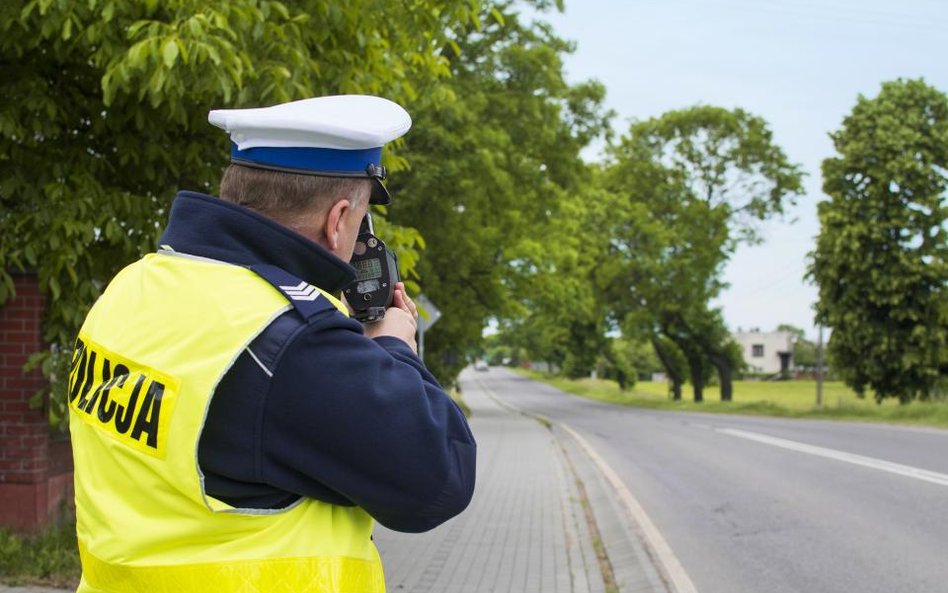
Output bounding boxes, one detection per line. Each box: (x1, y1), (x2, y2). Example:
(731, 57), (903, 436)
(554, 424), (671, 593)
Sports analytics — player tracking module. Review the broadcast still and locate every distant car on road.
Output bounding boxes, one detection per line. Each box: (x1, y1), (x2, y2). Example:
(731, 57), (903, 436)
(474, 360), (489, 371)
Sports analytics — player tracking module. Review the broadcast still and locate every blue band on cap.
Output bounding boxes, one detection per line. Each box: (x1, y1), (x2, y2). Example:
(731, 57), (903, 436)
(231, 144), (382, 174)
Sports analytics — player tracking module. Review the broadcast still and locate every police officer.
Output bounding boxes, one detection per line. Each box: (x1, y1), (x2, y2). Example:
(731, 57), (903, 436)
(67, 95), (476, 593)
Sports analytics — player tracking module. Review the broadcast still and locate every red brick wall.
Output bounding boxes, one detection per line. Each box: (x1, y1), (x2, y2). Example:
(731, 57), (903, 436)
(0, 272), (73, 532)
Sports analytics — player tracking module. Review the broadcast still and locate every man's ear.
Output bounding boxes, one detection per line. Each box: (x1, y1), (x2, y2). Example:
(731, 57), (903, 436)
(324, 198), (351, 251)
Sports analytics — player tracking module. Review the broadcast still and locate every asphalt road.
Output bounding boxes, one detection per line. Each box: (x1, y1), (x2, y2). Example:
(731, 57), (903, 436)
(472, 368), (948, 593)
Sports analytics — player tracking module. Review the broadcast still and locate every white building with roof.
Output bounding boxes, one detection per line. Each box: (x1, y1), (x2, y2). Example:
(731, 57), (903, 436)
(732, 329), (794, 376)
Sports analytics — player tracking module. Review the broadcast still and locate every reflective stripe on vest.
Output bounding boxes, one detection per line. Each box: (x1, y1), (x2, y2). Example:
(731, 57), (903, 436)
(69, 252), (384, 593)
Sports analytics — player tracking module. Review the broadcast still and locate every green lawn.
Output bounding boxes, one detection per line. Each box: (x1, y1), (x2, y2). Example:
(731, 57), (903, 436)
(516, 369), (948, 428)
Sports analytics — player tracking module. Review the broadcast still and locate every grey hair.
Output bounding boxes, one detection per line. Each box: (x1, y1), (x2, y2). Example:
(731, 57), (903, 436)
(218, 165), (371, 221)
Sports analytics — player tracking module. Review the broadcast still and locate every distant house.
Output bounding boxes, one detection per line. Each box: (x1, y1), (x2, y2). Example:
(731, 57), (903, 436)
(732, 329), (794, 376)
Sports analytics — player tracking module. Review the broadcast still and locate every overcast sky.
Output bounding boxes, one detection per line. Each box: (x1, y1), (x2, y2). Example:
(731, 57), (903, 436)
(534, 0), (948, 340)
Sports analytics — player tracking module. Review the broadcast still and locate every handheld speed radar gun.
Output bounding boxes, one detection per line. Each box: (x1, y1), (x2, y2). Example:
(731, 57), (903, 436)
(344, 213), (400, 323)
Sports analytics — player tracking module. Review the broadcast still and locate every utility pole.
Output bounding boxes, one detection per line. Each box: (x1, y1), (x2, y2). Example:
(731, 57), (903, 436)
(816, 324), (824, 407)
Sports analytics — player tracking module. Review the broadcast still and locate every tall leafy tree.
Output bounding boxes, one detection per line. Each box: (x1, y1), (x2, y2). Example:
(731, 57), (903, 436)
(603, 106), (804, 401)
(393, 4), (609, 384)
(499, 187), (613, 378)
(809, 78), (948, 403)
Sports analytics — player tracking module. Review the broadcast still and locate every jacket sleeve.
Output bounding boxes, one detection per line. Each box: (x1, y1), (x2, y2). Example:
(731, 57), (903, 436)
(258, 310), (477, 533)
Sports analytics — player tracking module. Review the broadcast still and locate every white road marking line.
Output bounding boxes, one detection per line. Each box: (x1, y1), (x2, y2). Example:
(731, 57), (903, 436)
(562, 423), (700, 593)
(718, 428), (948, 487)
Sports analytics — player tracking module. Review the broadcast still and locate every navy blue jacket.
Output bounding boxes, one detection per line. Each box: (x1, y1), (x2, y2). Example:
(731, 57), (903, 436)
(158, 192), (476, 533)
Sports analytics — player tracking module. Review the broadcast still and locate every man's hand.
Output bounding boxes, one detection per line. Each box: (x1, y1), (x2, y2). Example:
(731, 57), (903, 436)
(363, 282), (418, 352)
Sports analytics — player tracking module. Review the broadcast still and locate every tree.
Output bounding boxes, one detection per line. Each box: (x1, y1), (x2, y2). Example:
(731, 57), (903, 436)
(648, 336), (686, 400)
(666, 307), (744, 400)
(809, 78), (948, 403)
(602, 106), (804, 401)
(496, 180), (616, 379)
(392, 5), (610, 384)
(597, 336), (662, 390)
(0, 0), (484, 423)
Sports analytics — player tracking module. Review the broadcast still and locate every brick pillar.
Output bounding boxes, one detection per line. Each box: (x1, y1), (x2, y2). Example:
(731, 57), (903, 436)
(0, 272), (72, 532)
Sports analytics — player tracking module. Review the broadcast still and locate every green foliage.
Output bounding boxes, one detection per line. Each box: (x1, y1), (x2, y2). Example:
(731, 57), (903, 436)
(809, 78), (948, 403)
(0, 0), (483, 420)
(596, 337), (662, 390)
(481, 332), (518, 366)
(626, 106), (804, 245)
(393, 4), (610, 384)
(490, 105), (800, 395)
(600, 106), (804, 401)
(24, 347), (73, 429)
(499, 187), (613, 379)
(0, 523), (80, 588)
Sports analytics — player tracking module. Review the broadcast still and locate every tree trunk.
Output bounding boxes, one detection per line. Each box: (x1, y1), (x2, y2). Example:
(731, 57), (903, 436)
(709, 353), (733, 402)
(671, 377), (682, 401)
(667, 333), (704, 403)
(688, 356), (704, 403)
(651, 338), (682, 401)
(616, 369), (628, 391)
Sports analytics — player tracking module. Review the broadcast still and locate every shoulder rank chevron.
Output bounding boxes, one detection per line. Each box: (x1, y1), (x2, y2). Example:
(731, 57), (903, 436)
(248, 264), (337, 320)
(279, 281), (321, 302)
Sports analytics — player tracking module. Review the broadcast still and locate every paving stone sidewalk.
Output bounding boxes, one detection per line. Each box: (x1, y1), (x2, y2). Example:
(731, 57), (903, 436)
(374, 368), (606, 593)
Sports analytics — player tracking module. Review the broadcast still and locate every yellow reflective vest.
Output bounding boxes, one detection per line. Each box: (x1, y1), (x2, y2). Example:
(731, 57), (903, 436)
(68, 252), (385, 593)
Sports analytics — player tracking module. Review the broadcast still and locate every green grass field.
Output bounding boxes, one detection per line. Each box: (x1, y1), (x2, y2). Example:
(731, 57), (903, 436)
(516, 369), (948, 428)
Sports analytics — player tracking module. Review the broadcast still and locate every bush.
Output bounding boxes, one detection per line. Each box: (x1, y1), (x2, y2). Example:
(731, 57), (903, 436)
(0, 522), (80, 588)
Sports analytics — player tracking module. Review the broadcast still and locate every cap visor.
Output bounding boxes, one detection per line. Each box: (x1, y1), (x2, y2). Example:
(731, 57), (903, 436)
(370, 178), (391, 205)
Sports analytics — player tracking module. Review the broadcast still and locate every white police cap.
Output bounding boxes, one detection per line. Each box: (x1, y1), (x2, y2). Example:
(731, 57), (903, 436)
(208, 95), (412, 205)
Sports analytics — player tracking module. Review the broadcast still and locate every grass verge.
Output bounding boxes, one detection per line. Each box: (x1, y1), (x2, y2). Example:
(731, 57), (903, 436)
(0, 522), (80, 589)
(516, 369), (948, 429)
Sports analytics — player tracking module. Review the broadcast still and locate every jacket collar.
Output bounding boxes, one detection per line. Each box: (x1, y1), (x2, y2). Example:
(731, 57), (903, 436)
(158, 192), (356, 294)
